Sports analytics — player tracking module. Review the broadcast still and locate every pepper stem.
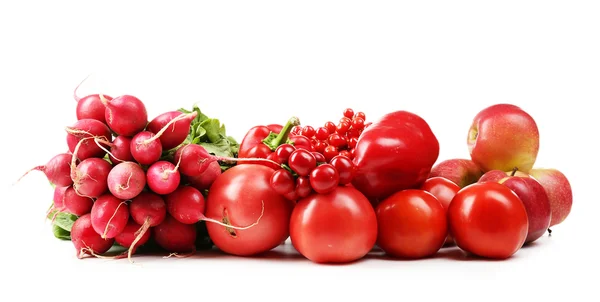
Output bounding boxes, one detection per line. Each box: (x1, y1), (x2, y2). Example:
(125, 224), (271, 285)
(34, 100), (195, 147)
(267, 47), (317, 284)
(264, 117), (300, 150)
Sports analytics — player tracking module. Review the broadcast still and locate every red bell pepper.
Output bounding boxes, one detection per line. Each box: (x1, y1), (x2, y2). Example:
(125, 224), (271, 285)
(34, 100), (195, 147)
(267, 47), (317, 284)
(238, 117), (313, 159)
(351, 110), (440, 204)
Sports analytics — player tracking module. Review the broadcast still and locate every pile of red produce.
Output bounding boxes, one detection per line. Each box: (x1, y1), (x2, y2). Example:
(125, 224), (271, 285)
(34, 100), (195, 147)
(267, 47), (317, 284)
(21, 82), (573, 264)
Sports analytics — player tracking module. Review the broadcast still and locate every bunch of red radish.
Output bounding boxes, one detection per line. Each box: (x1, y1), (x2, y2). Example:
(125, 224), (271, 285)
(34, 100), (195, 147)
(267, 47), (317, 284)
(22, 89), (246, 261)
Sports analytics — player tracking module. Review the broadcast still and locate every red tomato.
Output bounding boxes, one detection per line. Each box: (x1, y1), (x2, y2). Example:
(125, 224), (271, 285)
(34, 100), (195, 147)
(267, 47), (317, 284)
(420, 177), (460, 245)
(290, 186), (377, 263)
(376, 189), (447, 258)
(205, 164), (294, 256)
(448, 182), (529, 259)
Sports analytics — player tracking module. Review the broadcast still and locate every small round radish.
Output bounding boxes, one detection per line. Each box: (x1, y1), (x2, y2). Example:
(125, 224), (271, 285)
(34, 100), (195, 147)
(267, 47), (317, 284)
(91, 194), (129, 239)
(71, 213), (114, 259)
(128, 191), (167, 260)
(108, 136), (134, 164)
(63, 186), (94, 216)
(130, 131), (162, 165)
(165, 186), (206, 224)
(76, 94), (112, 124)
(114, 220), (151, 255)
(107, 161), (146, 200)
(187, 161), (222, 191)
(19, 153), (73, 187)
(147, 161), (180, 195)
(66, 119), (112, 160)
(153, 215), (197, 253)
(71, 158), (112, 198)
(102, 94), (148, 136)
(147, 111), (198, 150)
(53, 186), (68, 211)
(174, 144), (218, 177)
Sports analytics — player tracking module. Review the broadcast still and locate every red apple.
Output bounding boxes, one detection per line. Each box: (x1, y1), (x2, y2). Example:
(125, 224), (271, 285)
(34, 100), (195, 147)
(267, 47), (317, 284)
(428, 158), (483, 188)
(420, 177), (460, 245)
(498, 176), (551, 243)
(467, 104), (540, 173)
(529, 168), (573, 227)
(479, 169), (530, 183)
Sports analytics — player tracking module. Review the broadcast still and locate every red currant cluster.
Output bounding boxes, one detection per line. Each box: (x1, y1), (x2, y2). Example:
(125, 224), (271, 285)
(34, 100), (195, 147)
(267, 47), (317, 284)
(268, 143), (357, 201)
(291, 108), (371, 162)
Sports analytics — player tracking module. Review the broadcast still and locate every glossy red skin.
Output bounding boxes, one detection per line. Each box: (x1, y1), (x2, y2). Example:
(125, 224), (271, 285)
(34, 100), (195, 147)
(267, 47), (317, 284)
(130, 131), (163, 165)
(115, 220), (151, 251)
(529, 168), (573, 226)
(205, 164), (293, 256)
(63, 186), (94, 216)
(53, 186), (68, 210)
(66, 119), (112, 160)
(174, 144), (217, 177)
(166, 186), (206, 224)
(90, 194), (129, 238)
(76, 94), (112, 124)
(153, 215), (197, 253)
(71, 214), (114, 259)
(187, 161), (222, 191)
(130, 191), (167, 227)
(104, 95), (148, 137)
(147, 111), (196, 150)
(109, 136), (133, 164)
(41, 153), (74, 187)
(107, 161), (146, 200)
(376, 189), (447, 258)
(72, 158), (112, 198)
(448, 182), (529, 259)
(146, 161), (180, 195)
(420, 177), (460, 245)
(428, 158), (483, 188)
(238, 124), (312, 158)
(500, 176), (551, 243)
(290, 186), (377, 263)
(352, 111), (439, 203)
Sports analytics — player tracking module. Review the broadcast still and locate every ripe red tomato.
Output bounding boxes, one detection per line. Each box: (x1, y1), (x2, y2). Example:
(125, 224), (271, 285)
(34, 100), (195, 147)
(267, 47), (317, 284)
(290, 186), (377, 263)
(376, 189), (447, 258)
(448, 182), (529, 259)
(420, 177), (460, 245)
(205, 164), (294, 256)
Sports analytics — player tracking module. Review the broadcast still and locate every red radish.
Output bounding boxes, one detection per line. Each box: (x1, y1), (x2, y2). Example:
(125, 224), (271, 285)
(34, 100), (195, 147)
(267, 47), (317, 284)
(128, 191), (167, 260)
(101, 94), (148, 136)
(71, 213), (114, 259)
(130, 131), (162, 165)
(18, 153), (73, 187)
(107, 161), (146, 200)
(147, 161), (181, 195)
(114, 220), (151, 256)
(91, 194), (129, 239)
(165, 186), (206, 224)
(147, 111), (198, 150)
(53, 186), (68, 211)
(108, 136), (134, 164)
(153, 215), (197, 254)
(174, 144), (279, 177)
(76, 95), (112, 123)
(187, 161), (222, 191)
(66, 119), (112, 160)
(63, 186), (94, 216)
(71, 157), (112, 198)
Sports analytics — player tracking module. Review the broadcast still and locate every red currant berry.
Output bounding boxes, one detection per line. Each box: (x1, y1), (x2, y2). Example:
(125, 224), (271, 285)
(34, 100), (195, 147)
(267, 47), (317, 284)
(324, 121), (336, 134)
(323, 145), (339, 162)
(328, 133), (347, 148)
(336, 121), (351, 135)
(312, 152), (326, 163)
(283, 190), (299, 201)
(348, 137), (358, 149)
(309, 164), (340, 194)
(270, 169), (295, 195)
(354, 112), (366, 120)
(295, 176), (313, 198)
(330, 155), (356, 185)
(291, 125), (302, 135)
(301, 125), (316, 138)
(274, 143), (296, 164)
(314, 141), (327, 153)
(339, 117), (352, 124)
(267, 152), (283, 164)
(339, 150), (352, 159)
(315, 127), (329, 140)
(351, 117), (365, 130)
(343, 108), (354, 119)
(350, 148), (356, 158)
(347, 127), (361, 138)
(288, 149), (317, 176)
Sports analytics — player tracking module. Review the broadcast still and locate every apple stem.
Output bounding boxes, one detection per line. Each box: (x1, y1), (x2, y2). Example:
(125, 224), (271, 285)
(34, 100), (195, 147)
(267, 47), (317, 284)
(511, 167), (518, 176)
(548, 228), (552, 236)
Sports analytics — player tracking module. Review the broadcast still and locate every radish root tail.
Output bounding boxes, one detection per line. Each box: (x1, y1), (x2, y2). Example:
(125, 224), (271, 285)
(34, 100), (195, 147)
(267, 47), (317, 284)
(127, 218), (151, 264)
(94, 138), (124, 163)
(163, 247), (196, 259)
(73, 73), (93, 102)
(202, 200), (265, 230)
(102, 201), (127, 239)
(15, 166), (44, 184)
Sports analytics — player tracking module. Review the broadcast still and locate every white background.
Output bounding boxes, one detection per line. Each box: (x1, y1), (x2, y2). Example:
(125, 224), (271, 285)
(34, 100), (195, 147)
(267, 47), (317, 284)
(1, 1), (599, 301)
